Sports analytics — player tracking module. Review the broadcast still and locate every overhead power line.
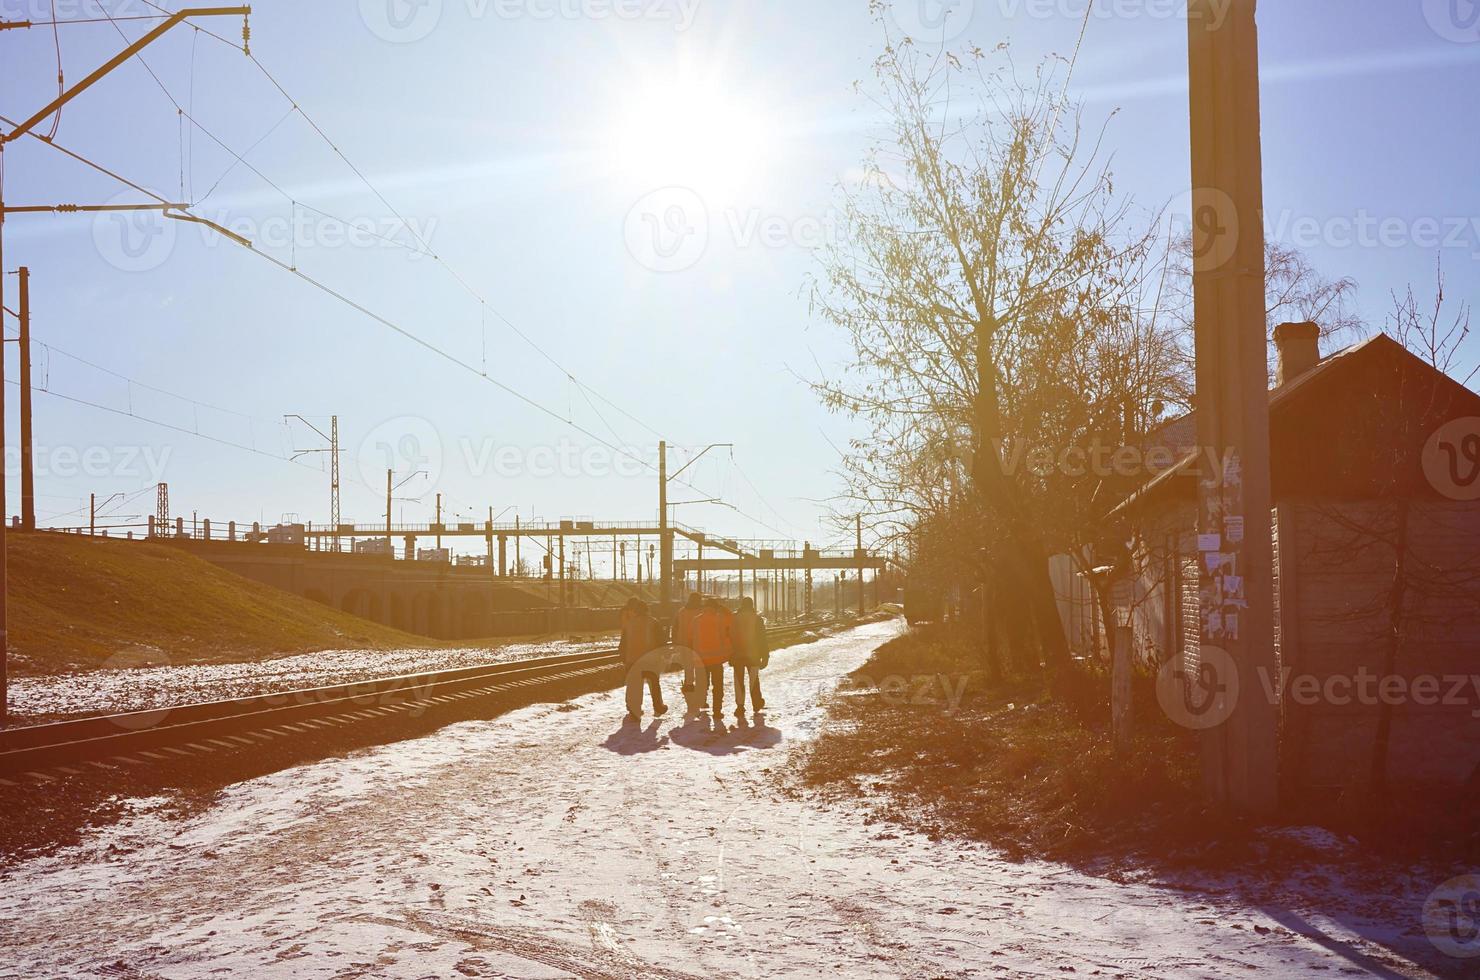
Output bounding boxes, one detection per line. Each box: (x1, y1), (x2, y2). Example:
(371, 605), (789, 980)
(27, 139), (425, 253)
(7, 377), (288, 463)
(14, 2), (797, 539)
(6, 377), (394, 504)
(130, 0), (669, 443)
(0, 14), (170, 28)
(33, 331), (292, 430)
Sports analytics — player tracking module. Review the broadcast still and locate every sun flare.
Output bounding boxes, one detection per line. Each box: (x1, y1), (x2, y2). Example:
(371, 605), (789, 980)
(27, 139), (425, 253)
(605, 77), (774, 193)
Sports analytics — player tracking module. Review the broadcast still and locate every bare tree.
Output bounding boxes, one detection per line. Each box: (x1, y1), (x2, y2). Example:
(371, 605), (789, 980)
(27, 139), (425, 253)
(1167, 236), (1365, 380)
(811, 16), (1182, 676)
(1386, 256), (1476, 386)
(1262, 241), (1364, 342)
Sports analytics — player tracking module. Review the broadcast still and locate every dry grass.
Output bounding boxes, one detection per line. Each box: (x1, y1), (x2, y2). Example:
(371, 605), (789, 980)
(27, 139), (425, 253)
(790, 625), (1480, 872)
(791, 625), (1224, 868)
(8, 532), (440, 674)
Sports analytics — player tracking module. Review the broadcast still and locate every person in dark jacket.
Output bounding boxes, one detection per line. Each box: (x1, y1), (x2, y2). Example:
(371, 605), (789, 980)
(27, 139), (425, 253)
(672, 591), (705, 710)
(619, 598), (666, 719)
(731, 596), (768, 716)
(671, 591), (704, 649)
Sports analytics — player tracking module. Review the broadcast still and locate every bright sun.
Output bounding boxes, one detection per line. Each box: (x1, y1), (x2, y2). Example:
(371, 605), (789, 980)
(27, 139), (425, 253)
(605, 78), (773, 193)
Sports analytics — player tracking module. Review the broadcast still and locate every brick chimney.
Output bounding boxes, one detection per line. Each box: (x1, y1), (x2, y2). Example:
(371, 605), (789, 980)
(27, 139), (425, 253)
(1274, 321), (1321, 386)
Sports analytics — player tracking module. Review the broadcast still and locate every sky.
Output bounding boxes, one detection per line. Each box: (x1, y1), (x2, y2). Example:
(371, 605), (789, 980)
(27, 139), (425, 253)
(2, 0), (1478, 565)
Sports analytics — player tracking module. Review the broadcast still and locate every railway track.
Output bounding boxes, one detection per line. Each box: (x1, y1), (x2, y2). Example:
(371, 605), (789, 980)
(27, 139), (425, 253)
(0, 621), (822, 779)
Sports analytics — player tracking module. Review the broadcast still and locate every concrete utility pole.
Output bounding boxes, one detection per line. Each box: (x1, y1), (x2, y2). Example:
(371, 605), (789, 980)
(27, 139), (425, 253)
(287, 414), (341, 551)
(385, 469), (425, 559)
(658, 440), (671, 612)
(1187, 0), (1277, 815)
(18, 267), (34, 531)
(88, 491), (125, 538)
(659, 440), (733, 613)
(1, 162), (7, 724)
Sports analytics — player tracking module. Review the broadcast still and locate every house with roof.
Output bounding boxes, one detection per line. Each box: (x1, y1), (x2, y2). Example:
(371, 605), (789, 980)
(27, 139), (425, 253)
(1087, 321), (1480, 799)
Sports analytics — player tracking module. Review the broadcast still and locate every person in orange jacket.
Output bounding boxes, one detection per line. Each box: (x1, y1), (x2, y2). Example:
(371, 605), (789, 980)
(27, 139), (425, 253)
(671, 592), (705, 705)
(690, 597), (734, 716)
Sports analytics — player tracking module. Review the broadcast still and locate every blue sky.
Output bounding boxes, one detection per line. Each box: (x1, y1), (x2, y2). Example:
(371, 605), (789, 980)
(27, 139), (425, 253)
(3, 0), (1478, 563)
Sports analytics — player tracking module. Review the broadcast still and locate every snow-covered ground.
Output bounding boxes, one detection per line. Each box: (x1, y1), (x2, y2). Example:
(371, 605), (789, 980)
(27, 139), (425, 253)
(6, 638), (611, 723)
(0, 620), (1458, 977)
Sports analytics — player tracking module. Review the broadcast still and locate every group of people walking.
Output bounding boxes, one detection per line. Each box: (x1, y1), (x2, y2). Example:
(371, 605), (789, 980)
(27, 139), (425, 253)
(618, 592), (770, 722)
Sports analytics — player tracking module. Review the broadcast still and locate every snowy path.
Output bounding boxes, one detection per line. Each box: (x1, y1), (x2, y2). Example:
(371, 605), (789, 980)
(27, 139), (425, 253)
(0, 620), (1448, 978)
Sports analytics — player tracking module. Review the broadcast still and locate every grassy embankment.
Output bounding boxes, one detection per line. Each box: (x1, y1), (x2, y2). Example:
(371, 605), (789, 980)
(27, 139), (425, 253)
(11, 532), (640, 675)
(8, 532), (451, 675)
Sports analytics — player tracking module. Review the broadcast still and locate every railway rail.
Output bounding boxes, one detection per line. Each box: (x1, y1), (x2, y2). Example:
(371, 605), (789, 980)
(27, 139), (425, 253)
(0, 622), (821, 779)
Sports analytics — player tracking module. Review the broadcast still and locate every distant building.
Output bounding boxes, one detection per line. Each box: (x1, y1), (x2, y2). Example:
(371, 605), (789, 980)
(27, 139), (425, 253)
(417, 547), (451, 564)
(354, 538), (393, 556)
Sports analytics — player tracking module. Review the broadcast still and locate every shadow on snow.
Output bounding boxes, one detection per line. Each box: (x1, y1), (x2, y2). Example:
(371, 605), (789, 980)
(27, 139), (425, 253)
(601, 712), (783, 757)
